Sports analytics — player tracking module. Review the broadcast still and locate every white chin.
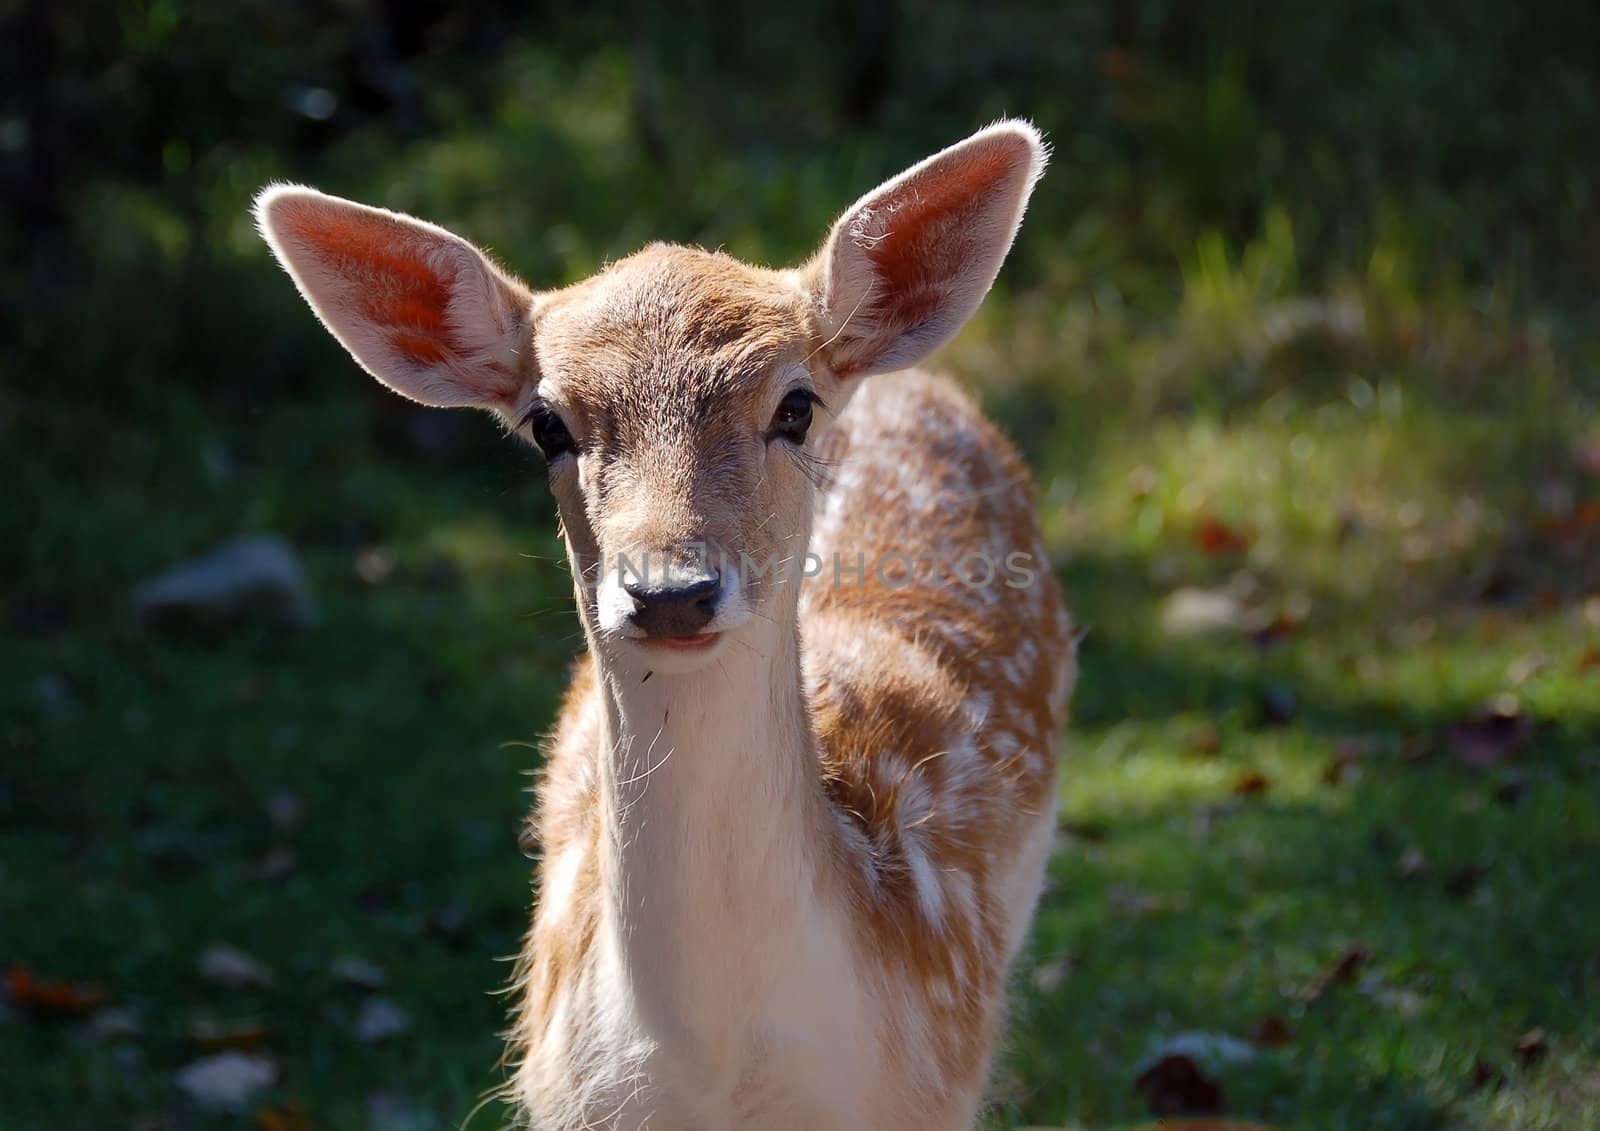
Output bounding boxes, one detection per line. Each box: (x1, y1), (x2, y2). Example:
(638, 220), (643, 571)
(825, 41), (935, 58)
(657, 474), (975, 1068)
(609, 632), (731, 675)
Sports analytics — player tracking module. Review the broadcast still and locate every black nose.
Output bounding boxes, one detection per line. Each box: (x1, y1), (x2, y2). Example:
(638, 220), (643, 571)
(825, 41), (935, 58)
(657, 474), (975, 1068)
(623, 568), (720, 638)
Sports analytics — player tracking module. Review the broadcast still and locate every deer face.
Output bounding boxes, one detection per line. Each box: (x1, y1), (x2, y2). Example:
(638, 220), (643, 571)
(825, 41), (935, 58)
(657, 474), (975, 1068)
(255, 120), (1046, 670)
(523, 246), (823, 662)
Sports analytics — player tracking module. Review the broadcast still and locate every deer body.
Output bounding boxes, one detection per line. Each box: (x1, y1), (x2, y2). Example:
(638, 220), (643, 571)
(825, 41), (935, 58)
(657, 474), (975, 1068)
(515, 366), (1072, 1129)
(258, 121), (1073, 1130)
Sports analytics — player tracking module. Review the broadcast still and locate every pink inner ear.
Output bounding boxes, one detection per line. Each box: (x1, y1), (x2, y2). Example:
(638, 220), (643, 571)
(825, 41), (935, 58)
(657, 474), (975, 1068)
(860, 140), (1027, 332)
(292, 207), (461, 365)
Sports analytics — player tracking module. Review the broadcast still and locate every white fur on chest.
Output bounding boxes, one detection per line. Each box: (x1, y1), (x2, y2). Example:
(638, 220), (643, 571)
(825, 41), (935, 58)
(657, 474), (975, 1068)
(547, 890), (878, 1130)
(545, 640), (882, 1130)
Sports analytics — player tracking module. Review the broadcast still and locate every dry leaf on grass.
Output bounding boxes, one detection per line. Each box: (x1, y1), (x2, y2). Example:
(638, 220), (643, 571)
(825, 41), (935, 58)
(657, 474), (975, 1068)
(1189, 723), (1223, 756)
(1108, 884), (1182, 917)
(1231, 772), (1271, 797)
(1539, 498), (1600, 550)
(1322, 758), (1358, 786)
(1195, 516), (1252, 555)
(1448, 700), (1532, 768)
(5, 964), (105, 1015)
(1324, 736), (1378, 784)
(1249, 1015), (1294, 1048)
(255, 1102), (311, 1131)
(1494, 776), (1529, 808)
(1302, 944), (1370, 1004)
(1399, 733), (1436, 763)
(1249, 613), (1300, 650)
(1469, 1058), (1503, 1091)
(1133, 1053), (1226, 1116)
(1443, 863), (1489, 901)
(1514, 1028), (1549, 1068)
(1576, 436), (1600, 477)
(189, 1016), (270, 1052)
(1056, 818), (1110, 844)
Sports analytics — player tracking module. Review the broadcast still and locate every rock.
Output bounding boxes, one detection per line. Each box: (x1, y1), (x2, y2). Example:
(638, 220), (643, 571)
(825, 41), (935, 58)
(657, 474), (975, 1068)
(1160, 587), (1245, 637)
(354, 546), (397, 585)
(197, 944), (274, 989)
(368, 1091), (437, 1131)
(134, 535), (315, 633)
(1029, 954), (1073, 993)
(354, 997), (410, 1042)
(1140, 1030), (1261, 1074)
(174, 1051), (277, 1109)
(86, 1007), (143, 1042)
(330, 955), (387, 990)
(264, 790), (303, 832)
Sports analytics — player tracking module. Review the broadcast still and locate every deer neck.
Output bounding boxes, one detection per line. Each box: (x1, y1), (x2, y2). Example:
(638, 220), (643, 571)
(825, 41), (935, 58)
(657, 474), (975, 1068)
(591, 610), (828, 1050)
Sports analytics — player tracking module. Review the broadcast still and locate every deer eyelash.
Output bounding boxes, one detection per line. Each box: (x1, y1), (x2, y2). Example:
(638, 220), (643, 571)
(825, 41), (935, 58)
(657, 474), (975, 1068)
(786, 441), (837, 490)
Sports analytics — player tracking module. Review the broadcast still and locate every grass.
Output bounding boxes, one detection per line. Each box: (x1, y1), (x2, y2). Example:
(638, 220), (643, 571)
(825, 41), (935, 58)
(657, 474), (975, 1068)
(6, 285), (1597, 1130)
(5, 9), (1600, 1129)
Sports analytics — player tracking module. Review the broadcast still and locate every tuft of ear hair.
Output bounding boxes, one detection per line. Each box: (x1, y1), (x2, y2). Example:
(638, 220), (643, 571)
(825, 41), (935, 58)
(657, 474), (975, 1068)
(807, 119), (1048, 380)
(254, 185), (534, 411)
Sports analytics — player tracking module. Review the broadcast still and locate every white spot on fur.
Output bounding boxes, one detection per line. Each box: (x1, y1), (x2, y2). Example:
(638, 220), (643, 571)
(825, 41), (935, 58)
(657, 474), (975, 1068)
(904, 829), (944, 926)
(963, 687), (993, 728)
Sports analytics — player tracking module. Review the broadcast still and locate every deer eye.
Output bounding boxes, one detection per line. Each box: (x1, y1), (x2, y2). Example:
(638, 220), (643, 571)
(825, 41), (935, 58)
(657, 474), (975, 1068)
(768, 389), (817, 444)
(521, 403), (575, 460)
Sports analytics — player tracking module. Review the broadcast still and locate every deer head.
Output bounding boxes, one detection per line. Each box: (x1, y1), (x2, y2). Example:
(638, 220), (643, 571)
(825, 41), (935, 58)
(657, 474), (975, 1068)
(256, 121), (1046, 672)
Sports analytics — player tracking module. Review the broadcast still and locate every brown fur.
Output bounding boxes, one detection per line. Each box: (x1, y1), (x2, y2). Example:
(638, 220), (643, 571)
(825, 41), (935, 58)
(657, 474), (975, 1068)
(255, 120), (1070, 1129)
(511, 239), (1074, 1114)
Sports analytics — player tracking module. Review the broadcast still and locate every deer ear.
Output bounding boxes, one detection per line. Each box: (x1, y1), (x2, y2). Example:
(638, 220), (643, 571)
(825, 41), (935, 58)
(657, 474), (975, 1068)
(806, 120), (1047, 380)
(255, 185), (533, 411)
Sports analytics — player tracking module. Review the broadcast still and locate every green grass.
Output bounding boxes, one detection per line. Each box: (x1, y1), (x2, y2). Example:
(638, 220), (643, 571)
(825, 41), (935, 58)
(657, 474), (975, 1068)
(5, 7), (1600, 1128)
(6, 289), (1597, 1129)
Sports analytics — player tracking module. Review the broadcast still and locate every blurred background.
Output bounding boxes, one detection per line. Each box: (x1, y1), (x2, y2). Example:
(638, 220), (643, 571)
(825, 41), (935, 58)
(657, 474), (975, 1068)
(3, 3), (1598, 1128)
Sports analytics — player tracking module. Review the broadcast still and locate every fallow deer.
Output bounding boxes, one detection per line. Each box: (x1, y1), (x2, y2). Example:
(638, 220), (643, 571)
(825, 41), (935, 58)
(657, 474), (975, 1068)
(257, 119), (1075, 1130)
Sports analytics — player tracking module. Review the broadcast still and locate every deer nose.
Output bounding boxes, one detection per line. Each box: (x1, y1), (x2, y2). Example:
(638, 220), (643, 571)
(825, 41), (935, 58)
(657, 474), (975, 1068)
(623, 568), (721, 638)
